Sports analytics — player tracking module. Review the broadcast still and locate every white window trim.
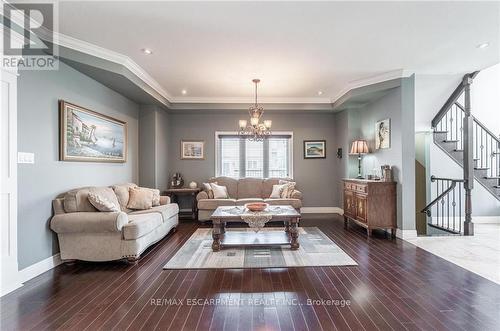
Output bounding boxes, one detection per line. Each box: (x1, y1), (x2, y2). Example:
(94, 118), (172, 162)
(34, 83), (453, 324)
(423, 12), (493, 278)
(215, 131), (294, 179)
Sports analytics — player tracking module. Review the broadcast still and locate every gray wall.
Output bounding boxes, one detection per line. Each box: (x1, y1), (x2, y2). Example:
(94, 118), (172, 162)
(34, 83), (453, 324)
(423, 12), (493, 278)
(343, 77), (416, 231)
(166, 112), (338, 207)
(17, 62), (140, 269)
(138, 105), (170, 191)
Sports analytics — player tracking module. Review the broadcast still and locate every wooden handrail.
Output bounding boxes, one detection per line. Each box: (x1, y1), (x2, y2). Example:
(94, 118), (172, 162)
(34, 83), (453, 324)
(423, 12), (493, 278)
(431, 71), (479, 128)
(420, 176), (463, 215)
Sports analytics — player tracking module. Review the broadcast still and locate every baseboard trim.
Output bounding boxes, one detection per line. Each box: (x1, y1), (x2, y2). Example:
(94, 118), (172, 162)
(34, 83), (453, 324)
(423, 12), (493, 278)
(18, 253), (62, 284)
(472, 216), (500, 224)
(300, 207), (344, 214)
(396, 229), (418, 240)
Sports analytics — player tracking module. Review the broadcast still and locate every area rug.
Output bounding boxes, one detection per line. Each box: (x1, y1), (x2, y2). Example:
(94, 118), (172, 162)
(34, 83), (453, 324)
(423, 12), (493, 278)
(164, 227), (357, 269)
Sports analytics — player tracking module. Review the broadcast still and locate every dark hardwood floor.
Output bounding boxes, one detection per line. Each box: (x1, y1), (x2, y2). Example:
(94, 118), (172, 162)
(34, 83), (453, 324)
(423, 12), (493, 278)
(1, 215), (499, 331)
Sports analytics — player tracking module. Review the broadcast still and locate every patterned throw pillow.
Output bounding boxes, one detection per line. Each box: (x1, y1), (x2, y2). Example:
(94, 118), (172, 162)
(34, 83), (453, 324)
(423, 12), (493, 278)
(146, 188), (161, 206)
(203, 182), (217, 199)
(209, 183), (229, 199)
(278, 180), (296, 198)
(88, 192), (120, 212)
(127, 187), (154, 210)
(269, 184), (287, 198)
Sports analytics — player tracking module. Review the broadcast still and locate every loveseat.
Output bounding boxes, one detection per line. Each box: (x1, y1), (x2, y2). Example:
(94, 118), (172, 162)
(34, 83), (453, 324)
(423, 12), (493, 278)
(50, 183), (179, 263)
(196, 177), (302, 221)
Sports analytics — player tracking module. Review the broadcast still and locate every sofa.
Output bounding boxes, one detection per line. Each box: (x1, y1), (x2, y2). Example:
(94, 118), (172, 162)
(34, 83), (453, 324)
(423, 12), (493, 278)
(196, 177), (303, 221)
(50, 183), (179, 263)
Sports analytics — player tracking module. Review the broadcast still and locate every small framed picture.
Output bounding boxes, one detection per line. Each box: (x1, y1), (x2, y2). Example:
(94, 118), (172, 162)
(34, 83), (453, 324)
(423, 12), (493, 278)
(304, 140), (326, 159)
(375, 118), (391, 149)
(181, 140), (205, 159)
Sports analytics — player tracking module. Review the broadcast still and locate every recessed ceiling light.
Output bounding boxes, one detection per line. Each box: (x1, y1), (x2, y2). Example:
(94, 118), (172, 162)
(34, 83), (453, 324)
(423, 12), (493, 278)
(477, 42), (490, 49)
(181, 89), (187, 95)
(317, 91), (323, 96)
(141, 48), (153, 55)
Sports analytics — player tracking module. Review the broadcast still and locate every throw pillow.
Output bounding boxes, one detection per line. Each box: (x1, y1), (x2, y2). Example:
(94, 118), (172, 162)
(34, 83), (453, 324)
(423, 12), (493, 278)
(88, 192), (120, 212)
(127, 187), (154, 210)
(145, 188), (161, 206)
(210, 183), (229, 199)
(269, 184), (287, 198)
(278, 180), (296, 198)
(203, 182), (216, 199)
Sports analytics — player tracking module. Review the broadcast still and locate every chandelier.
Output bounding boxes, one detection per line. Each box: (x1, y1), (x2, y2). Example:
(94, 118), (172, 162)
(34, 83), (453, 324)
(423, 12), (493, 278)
(238, 79), (272, 141)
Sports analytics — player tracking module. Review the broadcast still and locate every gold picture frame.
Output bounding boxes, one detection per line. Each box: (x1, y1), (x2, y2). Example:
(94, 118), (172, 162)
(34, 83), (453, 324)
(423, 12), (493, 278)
(59, 100), (127, 163)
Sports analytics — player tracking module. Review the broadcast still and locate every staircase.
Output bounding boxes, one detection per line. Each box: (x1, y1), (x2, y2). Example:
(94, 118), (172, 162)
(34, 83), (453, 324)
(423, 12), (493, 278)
(422, 71), (500, 235)
(433, 103), (500, 200)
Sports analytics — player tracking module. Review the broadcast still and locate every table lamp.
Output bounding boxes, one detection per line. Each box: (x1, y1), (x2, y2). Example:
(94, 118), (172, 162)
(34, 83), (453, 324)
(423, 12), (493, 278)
(350, 140), (369, 179)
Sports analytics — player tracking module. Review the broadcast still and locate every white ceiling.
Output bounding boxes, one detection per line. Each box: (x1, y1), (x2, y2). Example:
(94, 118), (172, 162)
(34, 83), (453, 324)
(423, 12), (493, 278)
(57, 1), (500, 103)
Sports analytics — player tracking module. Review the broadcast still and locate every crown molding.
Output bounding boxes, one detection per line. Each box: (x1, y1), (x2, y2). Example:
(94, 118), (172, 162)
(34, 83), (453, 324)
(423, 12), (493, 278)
(331, 69), (415, 104)
(55, 32), (173, 101)
(169, 96), (332, 104)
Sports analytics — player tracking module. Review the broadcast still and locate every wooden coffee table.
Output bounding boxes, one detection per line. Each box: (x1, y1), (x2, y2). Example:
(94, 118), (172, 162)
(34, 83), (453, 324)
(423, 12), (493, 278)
(210, 205), (301, 251)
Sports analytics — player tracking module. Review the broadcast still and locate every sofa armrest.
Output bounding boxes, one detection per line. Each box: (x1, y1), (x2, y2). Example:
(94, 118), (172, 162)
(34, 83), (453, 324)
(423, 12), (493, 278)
(160, 196), (171, 205)
(196, 191), (209, 201)
(50, 212), (128, 234)
(290, 190), (303, 200)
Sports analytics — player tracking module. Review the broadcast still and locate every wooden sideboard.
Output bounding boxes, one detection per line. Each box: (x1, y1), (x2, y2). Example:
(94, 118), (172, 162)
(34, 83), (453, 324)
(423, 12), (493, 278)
(343, 179), (396, 238)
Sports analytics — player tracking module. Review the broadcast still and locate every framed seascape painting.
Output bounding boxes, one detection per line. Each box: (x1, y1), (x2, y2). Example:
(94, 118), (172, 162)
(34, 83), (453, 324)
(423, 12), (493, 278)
(375, 118), (391, 149)
(304, 140), (326, 159)
(59, 100), (127, 162)
(181, 140), (205, 160)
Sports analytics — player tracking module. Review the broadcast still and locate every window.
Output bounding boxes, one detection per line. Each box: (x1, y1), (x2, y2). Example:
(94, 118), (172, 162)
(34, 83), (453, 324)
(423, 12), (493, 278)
(216, 132), (293, 178)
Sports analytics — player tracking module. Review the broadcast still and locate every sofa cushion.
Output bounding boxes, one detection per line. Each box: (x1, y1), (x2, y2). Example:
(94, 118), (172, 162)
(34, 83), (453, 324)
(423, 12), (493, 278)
(210, 183), (229, 199)
(198, 199), (236, 210)
(237, 178), (263, 199)
(63, 187), (98, 213)
(209, 177), (238, 198)
(123, 213), (163, 240)
(236, 198), (264, 206)
(128, 204), (179, 222)
(127, 187), (154, 210)
(264, 198), (302, 209)
(112, 183), (138, 211)
(262, 178), (292, 198)
(88, 189), (120, 212)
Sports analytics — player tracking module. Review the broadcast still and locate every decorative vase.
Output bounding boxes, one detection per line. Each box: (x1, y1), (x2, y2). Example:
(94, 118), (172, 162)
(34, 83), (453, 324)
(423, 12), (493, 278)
(189, 181), (197, 189)
(170, 173), (184, 188)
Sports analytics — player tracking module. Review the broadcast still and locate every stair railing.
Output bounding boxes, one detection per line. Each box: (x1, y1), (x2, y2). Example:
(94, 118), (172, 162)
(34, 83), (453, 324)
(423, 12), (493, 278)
(421, 176), (465, 234)
(431, 72), (479, 235)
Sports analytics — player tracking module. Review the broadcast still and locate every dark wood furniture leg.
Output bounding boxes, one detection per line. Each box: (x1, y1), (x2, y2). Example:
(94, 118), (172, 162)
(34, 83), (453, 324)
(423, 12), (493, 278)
(344, 216), (348, 229)
(191, 192), (197, 220)
(391, 228), (396, 239)
(212, 221), (222, 251)
(289, 218), (300, 250)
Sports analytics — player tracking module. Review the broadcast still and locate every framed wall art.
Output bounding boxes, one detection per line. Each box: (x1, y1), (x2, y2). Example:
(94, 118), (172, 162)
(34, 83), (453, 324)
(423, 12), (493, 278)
(59, 100), (127, 162)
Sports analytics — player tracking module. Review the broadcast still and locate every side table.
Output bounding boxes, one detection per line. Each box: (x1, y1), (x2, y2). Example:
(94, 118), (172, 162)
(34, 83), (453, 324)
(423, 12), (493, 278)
(162, 187), (201, 221)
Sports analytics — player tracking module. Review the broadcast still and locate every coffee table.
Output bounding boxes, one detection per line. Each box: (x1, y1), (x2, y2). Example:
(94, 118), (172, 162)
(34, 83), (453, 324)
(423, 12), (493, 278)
(210, 205), (301, 251)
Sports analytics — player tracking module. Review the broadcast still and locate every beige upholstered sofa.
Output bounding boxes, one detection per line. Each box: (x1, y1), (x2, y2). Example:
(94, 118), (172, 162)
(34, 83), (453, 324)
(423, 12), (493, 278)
(50, 183), (179, 263)
(196, 177), (303, 221)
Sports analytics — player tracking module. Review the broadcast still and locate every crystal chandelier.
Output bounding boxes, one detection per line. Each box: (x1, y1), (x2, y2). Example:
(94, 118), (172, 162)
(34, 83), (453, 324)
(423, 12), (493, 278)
(238, 79), (272, 141)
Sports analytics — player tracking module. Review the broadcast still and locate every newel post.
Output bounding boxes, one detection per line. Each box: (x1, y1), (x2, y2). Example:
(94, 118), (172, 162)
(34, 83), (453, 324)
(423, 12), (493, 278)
(462, 74), (474, 235)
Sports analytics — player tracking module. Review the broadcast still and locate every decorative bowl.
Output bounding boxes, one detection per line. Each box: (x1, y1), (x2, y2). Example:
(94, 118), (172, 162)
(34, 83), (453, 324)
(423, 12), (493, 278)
(244, 202), (269, 212)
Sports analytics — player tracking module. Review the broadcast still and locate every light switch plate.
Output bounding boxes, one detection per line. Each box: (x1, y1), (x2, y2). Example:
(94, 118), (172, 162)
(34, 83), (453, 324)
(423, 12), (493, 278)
(18, 152), (35, 164)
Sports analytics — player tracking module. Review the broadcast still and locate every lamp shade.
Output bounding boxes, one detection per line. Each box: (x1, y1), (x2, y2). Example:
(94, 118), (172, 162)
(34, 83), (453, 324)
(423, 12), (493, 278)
(350, 140), (369, 154)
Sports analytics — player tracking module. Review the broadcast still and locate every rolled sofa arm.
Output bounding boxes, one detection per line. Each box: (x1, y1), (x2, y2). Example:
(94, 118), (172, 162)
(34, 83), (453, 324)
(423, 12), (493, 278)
(290, 190), (303, 200)
(196, 191), (209, 201)
(50, 212), (128, 234)
(160, 196), (171, 205)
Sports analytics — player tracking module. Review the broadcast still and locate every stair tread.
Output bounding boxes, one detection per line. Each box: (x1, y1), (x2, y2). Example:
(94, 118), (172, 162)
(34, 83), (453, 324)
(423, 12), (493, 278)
(484, 176), (500, 179)
(443, 140), (459, 143)
(434, 130), (448, 134)
(453, 149), (464, 152)
(474, 167), (490, 170)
